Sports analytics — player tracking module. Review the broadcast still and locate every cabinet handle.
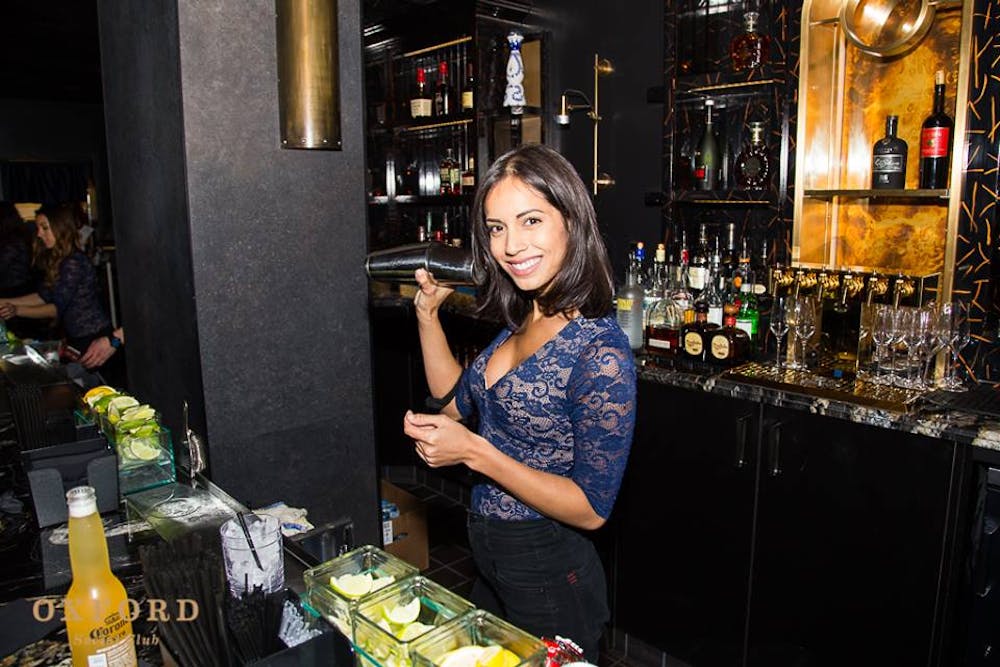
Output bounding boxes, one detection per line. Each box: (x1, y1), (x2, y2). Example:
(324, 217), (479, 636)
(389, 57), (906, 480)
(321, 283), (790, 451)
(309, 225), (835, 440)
(767, 421), (783, 477)
(734, 414), (750, 469)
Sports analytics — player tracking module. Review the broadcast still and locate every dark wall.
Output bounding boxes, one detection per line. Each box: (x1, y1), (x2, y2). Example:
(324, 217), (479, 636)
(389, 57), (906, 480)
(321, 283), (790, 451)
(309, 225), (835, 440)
(539, 0), (665, 282)
(98, 0), (379, 541)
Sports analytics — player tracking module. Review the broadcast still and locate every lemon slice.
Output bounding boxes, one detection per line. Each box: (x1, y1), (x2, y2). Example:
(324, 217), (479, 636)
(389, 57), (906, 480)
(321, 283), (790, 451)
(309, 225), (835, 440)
(384, 597), (421, 625)
(107, 395), (139, 423)
(397, 621), (434, 641)
(84, 385), (117, 407)
(330, 572), (373, 598)
(128, 438), (161, 461)
(371, 574), (396, 592)
(440, 646), (487, 667)
(478, 646), (521, 667)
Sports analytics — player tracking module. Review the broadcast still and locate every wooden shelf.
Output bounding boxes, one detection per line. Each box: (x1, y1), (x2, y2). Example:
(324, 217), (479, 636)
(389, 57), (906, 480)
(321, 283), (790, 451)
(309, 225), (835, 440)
(802, 188), (949, 200)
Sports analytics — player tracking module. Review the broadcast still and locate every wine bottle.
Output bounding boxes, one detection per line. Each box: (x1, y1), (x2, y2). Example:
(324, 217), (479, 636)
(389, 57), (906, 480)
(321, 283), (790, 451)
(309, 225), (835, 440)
(693, 100), (718, 191)
(434, 61), (452, 117)
(461, 62), (475, 112)
(871, 115), (907, 189)
(919, 70), (953, 189)
(410, 67), (432, 119)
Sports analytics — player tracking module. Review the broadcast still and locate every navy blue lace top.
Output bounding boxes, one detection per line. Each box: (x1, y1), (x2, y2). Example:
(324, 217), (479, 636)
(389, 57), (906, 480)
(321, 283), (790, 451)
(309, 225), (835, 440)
(37, 251), (111, 341)
(455, 315), (637, 521)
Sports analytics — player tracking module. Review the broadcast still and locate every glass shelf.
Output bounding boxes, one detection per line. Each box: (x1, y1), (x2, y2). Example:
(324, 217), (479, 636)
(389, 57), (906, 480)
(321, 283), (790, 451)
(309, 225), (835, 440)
(802, 188), (949, 200)
(674, 189), (773, 204)
(369, 194), (473, 206)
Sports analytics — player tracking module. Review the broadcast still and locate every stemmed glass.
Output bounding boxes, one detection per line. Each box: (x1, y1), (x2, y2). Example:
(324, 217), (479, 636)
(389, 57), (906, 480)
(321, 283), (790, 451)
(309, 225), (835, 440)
(769, 296), (789, 372)
(871, 305), (894, 385)
(792, 296), (817, 371)
(783, 297), (800, 370)
(941, 301), (971, 391)
(888, 306), (910, 386)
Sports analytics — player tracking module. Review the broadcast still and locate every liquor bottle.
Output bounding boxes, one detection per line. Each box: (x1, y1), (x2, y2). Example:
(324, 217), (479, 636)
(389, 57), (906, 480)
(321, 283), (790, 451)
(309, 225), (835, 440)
(680, 301), (718, 362)
(736, 287), (759, 342)
(460, 156), (476, 194)
(871, 115), (907, 189)
(703, 264), (725, 327)
(734, 121), (771, 190)
(645, 243), (668, 318)
(693, 100), (718, 190)
(410, 67), (432, 119)
(616, 248), (645, 351)
(720, 222), (737, 290)
(645, 254), (684, 358)
(461, 61), (475, 112)
(730, 9), (771, 72)
(434, 61), (452, 117)
(449, 150), (461, 194)
(64, 486), (138, 667)
(919, 70), (953, 189)
(439, 148), (457, 195)
(709, 301), (751, 365)
(688, 222), (710, 294)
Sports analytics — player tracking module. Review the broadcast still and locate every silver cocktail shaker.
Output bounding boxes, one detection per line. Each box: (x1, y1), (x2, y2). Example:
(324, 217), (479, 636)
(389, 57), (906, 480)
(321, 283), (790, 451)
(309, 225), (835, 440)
(365, 242), (475, 286)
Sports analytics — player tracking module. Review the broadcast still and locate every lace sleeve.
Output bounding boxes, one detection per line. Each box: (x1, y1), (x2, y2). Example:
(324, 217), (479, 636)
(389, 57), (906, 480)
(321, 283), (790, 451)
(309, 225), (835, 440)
(45, 254), (90, 315)
(567, 331), (637, 519)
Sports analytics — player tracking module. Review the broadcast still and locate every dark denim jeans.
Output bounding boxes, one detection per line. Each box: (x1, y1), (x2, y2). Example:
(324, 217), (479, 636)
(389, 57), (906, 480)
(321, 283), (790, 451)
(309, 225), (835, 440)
(467, 513), (609, 662)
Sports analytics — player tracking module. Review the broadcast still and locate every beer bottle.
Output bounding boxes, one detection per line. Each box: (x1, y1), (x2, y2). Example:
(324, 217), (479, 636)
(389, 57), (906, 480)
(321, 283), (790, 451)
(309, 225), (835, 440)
(64, 486), (138, 667)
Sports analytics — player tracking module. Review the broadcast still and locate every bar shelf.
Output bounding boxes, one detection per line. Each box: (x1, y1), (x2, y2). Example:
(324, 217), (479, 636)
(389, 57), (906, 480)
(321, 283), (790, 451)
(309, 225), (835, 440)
(802, 188), (949, 200)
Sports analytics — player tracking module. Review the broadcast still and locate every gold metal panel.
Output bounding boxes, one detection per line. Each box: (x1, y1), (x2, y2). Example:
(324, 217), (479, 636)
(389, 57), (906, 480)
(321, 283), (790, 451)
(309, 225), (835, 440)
(276, 0), (342, 150)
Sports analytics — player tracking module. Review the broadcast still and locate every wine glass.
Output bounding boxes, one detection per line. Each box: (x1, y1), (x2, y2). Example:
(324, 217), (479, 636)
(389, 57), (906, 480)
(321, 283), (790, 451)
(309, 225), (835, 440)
(792, 296), (816, 371)
(783, 297), (800, 370)
(941, 301), (971, 391)
(871, 305), (894, 385)
(769, 296), (789, 372)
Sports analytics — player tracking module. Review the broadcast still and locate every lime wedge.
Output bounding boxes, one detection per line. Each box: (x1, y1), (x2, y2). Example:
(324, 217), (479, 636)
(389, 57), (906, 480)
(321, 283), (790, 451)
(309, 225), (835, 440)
(371, 574), (396, 592)
(93, 393), (121, 415)
(330, 572), (373, 598)
(384, 597), (420, 625)
(107, 395), (139, 423)
(120, 405), (156, 422)
(439, 646), (487, 667)
(397, 621), (434, 641)
(127, 438), (161, 461)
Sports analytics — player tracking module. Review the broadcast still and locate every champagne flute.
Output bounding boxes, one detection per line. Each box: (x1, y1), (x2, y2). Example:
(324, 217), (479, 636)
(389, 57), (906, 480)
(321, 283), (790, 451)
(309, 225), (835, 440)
(943, 301), (971, 391)
(769, 296), (789, 372)
(794, 296), (817, 371)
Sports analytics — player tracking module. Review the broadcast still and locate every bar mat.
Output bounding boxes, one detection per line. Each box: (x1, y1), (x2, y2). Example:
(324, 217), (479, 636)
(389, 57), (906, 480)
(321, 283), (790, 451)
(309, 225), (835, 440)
(920, 385), (1000, 419)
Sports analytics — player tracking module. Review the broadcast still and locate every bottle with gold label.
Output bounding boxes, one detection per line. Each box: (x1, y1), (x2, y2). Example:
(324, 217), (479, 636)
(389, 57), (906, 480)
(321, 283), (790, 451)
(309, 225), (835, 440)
(64, 486), (138, 667)
(708, 301), (751, 365)
(680, 301), (717, 362)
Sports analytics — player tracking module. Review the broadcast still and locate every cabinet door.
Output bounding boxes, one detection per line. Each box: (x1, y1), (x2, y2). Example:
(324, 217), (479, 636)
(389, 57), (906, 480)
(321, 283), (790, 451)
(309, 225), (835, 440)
(747, 407), (956, 665)
(614, 380), (759, 664)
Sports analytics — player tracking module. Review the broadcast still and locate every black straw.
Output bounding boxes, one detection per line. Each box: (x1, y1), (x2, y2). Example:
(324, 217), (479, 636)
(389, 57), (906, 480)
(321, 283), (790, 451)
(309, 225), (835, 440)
(237, 511), (263, 570)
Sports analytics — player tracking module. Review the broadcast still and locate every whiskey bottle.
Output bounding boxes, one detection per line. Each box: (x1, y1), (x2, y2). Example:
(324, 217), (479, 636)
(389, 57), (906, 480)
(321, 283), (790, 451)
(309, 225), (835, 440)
(434, 61), (452, 117)
(693, 100), (719, 191)
(734, 121), (771, 190)
(681, 301), (717, 362)
(919, 70), (953, 189)
(410, 67), (433, 119)
(730, 9), (770, 71)
(645, 254), (684, 358)
(461, 62), (475, 112)
(709, 302), (751, 365)
(871, 115), (907, 189)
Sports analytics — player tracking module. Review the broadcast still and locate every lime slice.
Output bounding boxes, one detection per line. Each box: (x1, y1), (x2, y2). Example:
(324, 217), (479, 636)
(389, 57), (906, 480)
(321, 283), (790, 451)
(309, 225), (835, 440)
(384, 597), (421, 625)
(330, 572), (373, 598)
(107, 395), (139, 423)
(397, 621), (434, 641)
(93, 393), (121, 415)
(120, 405), (156, 422)
(439, 646), (487, 667)
(127, 438), (161, 461)
(371, 574), (396, 592)
(132, 422), (161, 438)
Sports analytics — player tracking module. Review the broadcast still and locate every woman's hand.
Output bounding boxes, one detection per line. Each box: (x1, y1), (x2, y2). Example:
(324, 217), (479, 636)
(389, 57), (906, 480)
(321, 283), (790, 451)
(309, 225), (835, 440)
(0, 302), (15, 319)
(413, 268), (454, 322)
(79, 336), (115, 369)
(403, 410), (481, 469)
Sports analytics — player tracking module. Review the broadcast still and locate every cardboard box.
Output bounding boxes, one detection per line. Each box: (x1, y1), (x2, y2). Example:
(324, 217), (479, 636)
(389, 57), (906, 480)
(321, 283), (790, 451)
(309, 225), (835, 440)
(380, 480), (429, 571)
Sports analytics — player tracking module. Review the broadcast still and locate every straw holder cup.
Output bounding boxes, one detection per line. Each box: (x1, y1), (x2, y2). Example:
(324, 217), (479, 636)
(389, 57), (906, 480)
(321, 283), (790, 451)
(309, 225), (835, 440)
(364, 242), (475, 286)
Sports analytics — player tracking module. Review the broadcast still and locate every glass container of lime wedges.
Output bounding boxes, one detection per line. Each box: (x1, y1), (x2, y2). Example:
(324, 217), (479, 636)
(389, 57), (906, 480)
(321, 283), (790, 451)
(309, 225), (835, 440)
(353, 575), (475, 667)
(305, 545), (420, 639)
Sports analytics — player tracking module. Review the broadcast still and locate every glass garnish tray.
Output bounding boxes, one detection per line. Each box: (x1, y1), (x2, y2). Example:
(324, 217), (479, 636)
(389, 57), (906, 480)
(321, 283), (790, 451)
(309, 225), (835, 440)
(723, 359), (926, 413)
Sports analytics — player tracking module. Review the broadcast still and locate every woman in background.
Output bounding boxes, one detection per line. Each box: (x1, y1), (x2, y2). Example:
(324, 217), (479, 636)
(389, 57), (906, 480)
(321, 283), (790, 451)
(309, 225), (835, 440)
(0, 201), (33, 298)
(402, 144), (636, 662)
(0, 203), (122, 382)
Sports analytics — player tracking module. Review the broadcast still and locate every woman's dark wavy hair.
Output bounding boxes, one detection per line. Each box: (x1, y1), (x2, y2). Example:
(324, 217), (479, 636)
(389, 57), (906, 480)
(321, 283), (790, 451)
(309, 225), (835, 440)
(470, 144), (614, 331)
(33, 203), (79, 288)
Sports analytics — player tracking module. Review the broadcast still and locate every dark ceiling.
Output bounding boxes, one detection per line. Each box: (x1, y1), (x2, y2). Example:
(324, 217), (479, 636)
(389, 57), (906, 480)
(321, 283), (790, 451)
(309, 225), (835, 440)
(0, 0), (102, 104)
